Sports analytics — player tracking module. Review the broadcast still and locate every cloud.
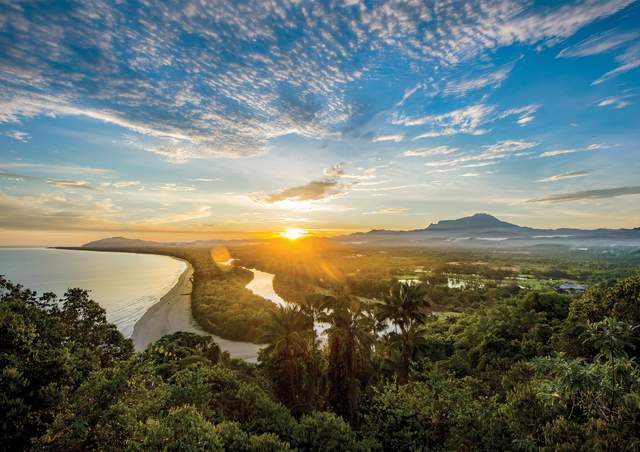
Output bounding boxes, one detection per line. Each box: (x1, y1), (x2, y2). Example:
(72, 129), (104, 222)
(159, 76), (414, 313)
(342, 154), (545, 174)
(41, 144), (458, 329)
(398, 103), (541, 138)
(393, 104), (495, 136)
(46, 179), (97, 190)
(363, 207), (408, 214)
(526, 186), (640, 203)
(141, 207), (211, 224)
(0, 170), (38, 182)
(2, 130), (30, 142)
(402, 146), (458, 157)
(537, 170), (591, 182)
(500, 104), (541, 127)
(0, 162), (109, 175)
(395, 84), (421, 107)
(461, 173), (480, 177)
(112, 180), (141, 189)
(0, 0), (632, 161)
(593, 42), (640, 84)
(255, 179), (350, 204)
(424, 140), (538, 168)
(323, 163), (345, 178)
(538, 143), (610, 158)
(255, 163), (358, 205)
(597, 96), (631, 109)
(372, 134), (404, 143)
(187, 178), (223, 182)
(443, 64), (513, 97)
(155, 183), (197, 192)
(323, 163), (377, 180)
(558, 29), (640, 58)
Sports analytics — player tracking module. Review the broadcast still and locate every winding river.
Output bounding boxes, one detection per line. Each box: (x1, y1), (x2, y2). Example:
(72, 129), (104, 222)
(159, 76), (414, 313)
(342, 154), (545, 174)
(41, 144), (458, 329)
(243, 268), (288, 307)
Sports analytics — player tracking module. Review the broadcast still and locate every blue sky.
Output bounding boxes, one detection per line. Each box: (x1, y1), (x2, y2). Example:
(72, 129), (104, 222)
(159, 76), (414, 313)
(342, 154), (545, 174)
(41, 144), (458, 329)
(1, 0), (639, 244)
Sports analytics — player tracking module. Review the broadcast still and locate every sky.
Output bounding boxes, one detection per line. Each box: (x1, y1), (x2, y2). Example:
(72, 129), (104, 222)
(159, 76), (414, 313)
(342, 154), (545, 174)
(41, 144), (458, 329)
(1, 0), (639, 245)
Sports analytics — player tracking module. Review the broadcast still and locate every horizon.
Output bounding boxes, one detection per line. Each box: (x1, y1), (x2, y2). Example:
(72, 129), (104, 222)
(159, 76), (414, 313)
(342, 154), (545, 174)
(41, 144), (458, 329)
(2, 1), (640, 246)
(4, 211), (639, 248)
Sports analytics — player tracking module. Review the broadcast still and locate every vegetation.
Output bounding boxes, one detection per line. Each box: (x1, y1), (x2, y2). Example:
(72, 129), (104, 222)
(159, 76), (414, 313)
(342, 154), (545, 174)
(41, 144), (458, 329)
(71, 246), (276, 342)
(3, 243), (640, 450)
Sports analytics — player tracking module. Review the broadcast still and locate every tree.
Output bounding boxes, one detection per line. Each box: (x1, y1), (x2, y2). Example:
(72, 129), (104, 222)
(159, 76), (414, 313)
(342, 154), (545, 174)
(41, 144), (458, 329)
(377, 282), (430, 384)
(0, 277), (132, 449)
(260, 305), (314, 413)
(321, 287), (375, 422)
(582, 317), (638, 362)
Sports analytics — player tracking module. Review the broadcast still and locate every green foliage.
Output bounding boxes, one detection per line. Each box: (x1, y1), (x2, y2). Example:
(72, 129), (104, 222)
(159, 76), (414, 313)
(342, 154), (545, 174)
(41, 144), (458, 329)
(294, 411), (376, 451)
(362, 373), (508, 451)
(377, 282), (431, 384)
(193, 266), (277, 342)
(4, 265), (640, 451)
(0, 277), (132, 450)
(260, 306), (317, 414)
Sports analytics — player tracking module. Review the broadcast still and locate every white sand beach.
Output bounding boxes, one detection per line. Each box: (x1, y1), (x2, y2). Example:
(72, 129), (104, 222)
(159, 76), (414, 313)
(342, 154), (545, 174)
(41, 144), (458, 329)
(131, 258), (263, 362)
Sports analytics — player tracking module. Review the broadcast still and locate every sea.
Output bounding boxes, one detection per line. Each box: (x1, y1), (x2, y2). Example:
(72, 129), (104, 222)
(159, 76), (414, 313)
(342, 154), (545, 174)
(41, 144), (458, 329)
(0, 247), (186, 338)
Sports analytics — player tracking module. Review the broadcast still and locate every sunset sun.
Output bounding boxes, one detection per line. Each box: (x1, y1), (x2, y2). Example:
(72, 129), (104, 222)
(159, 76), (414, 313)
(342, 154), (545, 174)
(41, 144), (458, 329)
(281, 228), (306, 240)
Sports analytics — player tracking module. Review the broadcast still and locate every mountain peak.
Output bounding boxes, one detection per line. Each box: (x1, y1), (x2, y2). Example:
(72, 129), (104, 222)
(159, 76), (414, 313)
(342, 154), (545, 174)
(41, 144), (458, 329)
(426, 213), (520, 231)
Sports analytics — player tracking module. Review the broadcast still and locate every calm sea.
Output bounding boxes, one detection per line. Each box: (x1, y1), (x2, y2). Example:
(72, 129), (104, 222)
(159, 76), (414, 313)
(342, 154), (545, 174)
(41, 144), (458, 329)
(0, 248), (186, 338)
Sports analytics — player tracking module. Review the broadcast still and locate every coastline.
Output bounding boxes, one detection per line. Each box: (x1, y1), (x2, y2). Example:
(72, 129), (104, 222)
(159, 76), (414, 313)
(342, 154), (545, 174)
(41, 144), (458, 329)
(127, 256), (263, 362)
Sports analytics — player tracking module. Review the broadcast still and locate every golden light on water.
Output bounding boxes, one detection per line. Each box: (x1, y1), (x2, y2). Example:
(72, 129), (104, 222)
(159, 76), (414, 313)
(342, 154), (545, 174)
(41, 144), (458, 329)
(281, 228), (306, 240)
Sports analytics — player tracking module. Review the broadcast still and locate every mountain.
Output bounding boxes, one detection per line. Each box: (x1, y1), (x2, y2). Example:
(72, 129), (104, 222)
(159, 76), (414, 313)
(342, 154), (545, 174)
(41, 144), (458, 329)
(82, 237), (167, 248)
(81, 236), (255, 249)
(425, 213), (523, 231)
(338, 213), (640, 248)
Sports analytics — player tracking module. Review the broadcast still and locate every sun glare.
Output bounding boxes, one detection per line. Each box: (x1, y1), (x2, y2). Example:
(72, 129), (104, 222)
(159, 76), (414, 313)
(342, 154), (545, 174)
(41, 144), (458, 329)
(281, 228), (306, 240)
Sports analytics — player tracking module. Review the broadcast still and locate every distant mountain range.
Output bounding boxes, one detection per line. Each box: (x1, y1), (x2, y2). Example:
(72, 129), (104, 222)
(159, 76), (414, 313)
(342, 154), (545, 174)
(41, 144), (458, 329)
(82, 214), (640, 250)
(82, 236), (243, 249)
(338, 213), (640, 248)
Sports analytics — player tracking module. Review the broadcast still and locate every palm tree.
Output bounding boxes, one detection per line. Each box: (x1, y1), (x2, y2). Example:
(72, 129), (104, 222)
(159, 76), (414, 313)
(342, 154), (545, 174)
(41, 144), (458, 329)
(321, 286), (375, 422)
(377, 282), (430, 384)
(261, 305), (313, 412)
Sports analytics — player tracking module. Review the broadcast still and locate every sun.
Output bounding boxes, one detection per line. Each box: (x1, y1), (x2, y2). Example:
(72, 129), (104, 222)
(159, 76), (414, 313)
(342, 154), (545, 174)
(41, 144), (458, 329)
(281, 228), (306, 240)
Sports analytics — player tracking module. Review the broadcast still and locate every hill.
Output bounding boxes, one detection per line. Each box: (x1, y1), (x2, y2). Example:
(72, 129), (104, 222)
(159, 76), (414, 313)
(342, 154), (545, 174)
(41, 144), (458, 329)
(339, 213), (640, 248)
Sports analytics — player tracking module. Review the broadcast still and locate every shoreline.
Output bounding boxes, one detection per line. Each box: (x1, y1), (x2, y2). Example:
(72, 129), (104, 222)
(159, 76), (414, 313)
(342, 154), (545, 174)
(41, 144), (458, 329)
(124, 255), (263, 362)
(55, 247), (263, 361)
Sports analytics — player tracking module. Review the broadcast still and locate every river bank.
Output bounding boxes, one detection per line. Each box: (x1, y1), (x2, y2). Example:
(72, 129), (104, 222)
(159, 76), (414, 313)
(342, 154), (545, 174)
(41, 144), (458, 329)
(130, 257), (262, 361)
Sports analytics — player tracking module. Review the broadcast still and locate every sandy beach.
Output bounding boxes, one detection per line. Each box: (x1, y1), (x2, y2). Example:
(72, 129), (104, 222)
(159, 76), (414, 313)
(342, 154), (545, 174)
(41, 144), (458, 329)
(131, 258), (263, 362)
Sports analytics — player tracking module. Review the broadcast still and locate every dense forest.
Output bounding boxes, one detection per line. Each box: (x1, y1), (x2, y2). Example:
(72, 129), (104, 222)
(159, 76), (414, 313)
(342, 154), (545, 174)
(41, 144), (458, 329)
(2, 260), (640, 450)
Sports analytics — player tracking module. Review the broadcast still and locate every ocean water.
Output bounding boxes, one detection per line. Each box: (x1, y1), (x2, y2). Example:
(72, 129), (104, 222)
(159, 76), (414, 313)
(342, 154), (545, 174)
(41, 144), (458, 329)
(0, 248), (186, 338)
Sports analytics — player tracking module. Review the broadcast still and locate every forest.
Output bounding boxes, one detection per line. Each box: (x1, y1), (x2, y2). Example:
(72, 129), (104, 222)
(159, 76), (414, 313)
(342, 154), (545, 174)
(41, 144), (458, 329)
(2, 247), (640, 450)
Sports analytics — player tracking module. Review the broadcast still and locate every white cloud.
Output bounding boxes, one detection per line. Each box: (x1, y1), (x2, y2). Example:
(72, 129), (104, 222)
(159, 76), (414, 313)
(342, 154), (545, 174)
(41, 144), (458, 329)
(372, 134), (404, 143)
(402, 145), (458, 157)
(593, 42), (640, 85)
(46, 179), (97, 190)
(0, 162), (110, 175)
(537, 170), (591, 182)
(443, 64), (513, 97)
(187, 178), (224, 182)
(112, 180), (141, 189)
(155, 183), (197, 192)
(2, 130), (30, 142)
(0, 0), (632, 162)
(393, 104), (494, 137)
(363, 207), (408, 214)
(538, 143), (610, 158)
(558, 29), (639, 58)
(597, 96), (631, 109)
(500, 104), (541, 127)
(425, 140), (537, 168)
(141, 206), (211, 224)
